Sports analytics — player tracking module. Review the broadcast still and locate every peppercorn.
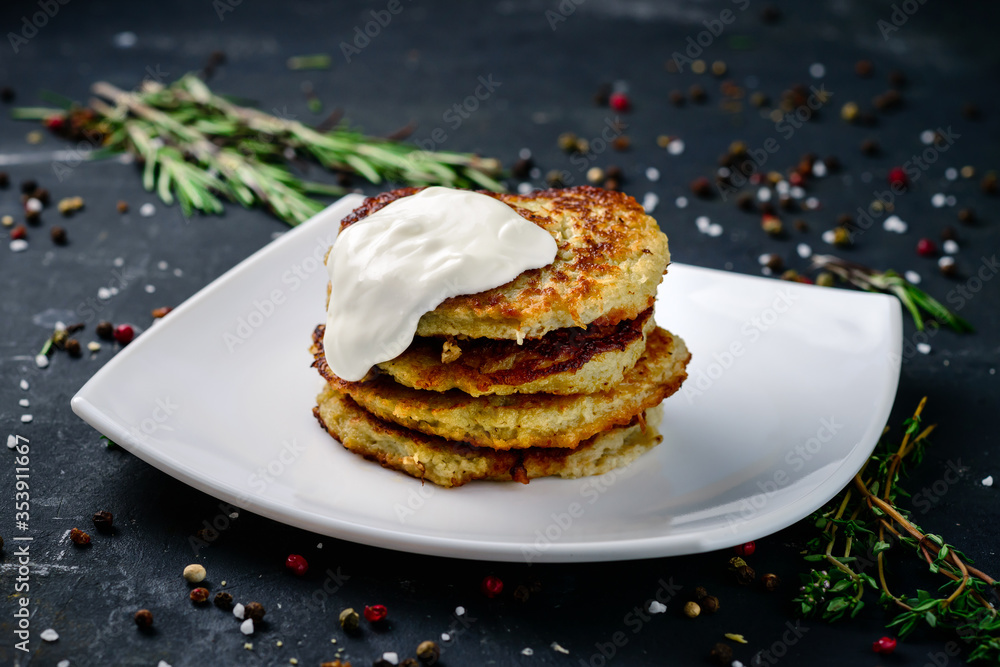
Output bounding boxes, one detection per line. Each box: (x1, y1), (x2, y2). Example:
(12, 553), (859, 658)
(701, 596), (720, 613)
(683, 601), (701, 618)
(10, 224), (27, 240)
(244, 602), (265, 621)
(20, 179), (37, 194)
(134, 608), (153, 628)
(888, 69), (907, 87)
(962, 103), (981, 120)
(575, 138), (590, 154)
(69, 528), (91, 546)
(190, 587), (209, 603)
(855, 60), (873, 77)
(96, 321), (114, 340)
(611, 135), (630, 151)
(0, 172), (8, 187)
(400, 659), (419, 667)
(690, 177), (712, 198)
(116, 200), (130, 214)
(513, 584), (530, 603)
(939, 256), (957, 277)
(735, 192), (754, 212)
(762, 254), (783, 271)
(957, 208), (975, 225)
(823, 155), (841, 172)
(213, 591), (233, 609)
(114, 324), (135, 345)
(152, 306), (173, 319)
(693, 586), (708, 600)
(339, 607), (360, 633)
(92, 510), (113, 532)
(860, 139), (880, 156)
(873, 90), (902, 111)
(688, 85), (707, 103)
(749, 91), (769, 108)
(794, 219), (808, 232)
(604, 165), (623, 181)
(364, 604), (387, 623)
(941, 226), (958, 242)
(761, 214), (783, 236)
(602, 178), (620, 191)
(373, 659), (393, 667)
(592, 83), (611, 107)
(320, 662), (352, 667)
(873, 636), (897, 654)
(981, 172), (998, 195)
(545, 170), (565, 188)
(286, 553), (309, 576)
(709, 642), (733, 666)
(65, 338), (82, 357)
(840, 102), (859, 123)
(609, 92), (630, 112)
(762, 573), (781, 591)
(416, 640), (440, 664)
(668, 90), (685, 107)
(832, 227), (851, 247)
(50, 225), (67, 245)
(736, 564), (756, 584)
(511, 158), (532, 180)
(183, 563), (207, 583)
(816, 272), (835, 287)
(557, 132), (579, 153)
(917, 238), (938, 257)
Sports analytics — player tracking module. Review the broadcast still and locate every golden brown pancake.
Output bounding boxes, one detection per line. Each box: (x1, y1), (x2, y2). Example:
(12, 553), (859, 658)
(334, 186), (670, 341)
(312, 325), (690, 450)
(313, 384), (664, 488)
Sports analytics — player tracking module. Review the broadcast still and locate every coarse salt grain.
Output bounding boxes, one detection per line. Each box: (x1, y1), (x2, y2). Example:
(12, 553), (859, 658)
(920, 130), (936, 145)
(382, 653), (399, 665)
(519, 148), (531, 160)
(157, 662), (172, 667)
(455, 606), (465, 616)
(139, 203), (156, 217)
(157, 260), (168, 270)
(173, 267), (183, 277)
(667, 139), (685, 155)
(642, 193), (659, 213)
(530, 167), (541, 179)
(946, 195), (956, 206)
(35, 355), (49, 369)
(812, 162), (827, 178)
(695, 216), (711, 233)
(88, 341), (101, 352)
(905, 270), (921, 284)
(113, 31), (137, 48)
(761, 267), (772, 276)
(931, 193), (946, 208)
(145, 284), (156, 293)
(757, 187), (772, 202)
(706, 223), (723, 237)
(113, 257), (124, 267)
(790, 186), (805, 199)
(7, 435), (16, 449)
(97, 287), (112, 300)
(26, 198), (43, 213)
(20, 379), (29, 390)
(822, 230), (837, 245)
(945, 168), (958, 180)
(551, 642), (569, 654)
(939, 256), (956, 272)
(943, 239), (959, 254)
(58, 661), (70, 667)
(522, 648), (534, 656)
(675, 196), (688, 209)
(809, 63), (826, 78)
(517, 182), (533, 195)
(983, 476), (994, 487)
(10, 239), (28, 252)
(646, 167), (660, 182)
(441, 633), (451, 642)
(19, 399), (29, 407)
(775, 180), (790, 195)
(797, 243), (812, 259)
(233, 603), (245, 619)
(40, 629), (59, 642)
(240, 619), (254, 635)
(648, 600), (668, 614)
(883, 215), (908, 233)
(804, 197), (819, 210)
(917, 343), (931, 355)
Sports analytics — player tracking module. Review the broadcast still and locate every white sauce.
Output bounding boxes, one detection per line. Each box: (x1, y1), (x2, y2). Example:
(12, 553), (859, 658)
(323, 187), (557, 381)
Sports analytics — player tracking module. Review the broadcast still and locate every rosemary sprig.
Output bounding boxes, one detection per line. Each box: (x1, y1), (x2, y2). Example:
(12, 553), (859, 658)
(12, 73), (504, 225)
(811, 254), (972, 333)
(794, 398), (999, 663)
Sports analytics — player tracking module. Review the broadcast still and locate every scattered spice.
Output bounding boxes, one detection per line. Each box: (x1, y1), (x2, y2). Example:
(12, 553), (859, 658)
(65, 338), (81, 357)
(734, 541), (756, 556)
(725, 633), (748, 644)
(50, 226), (67, 245)
(840, 102), (859, 123)
(981, 172), (998, 195)
(116, 200), (129, 214)
(702, 596), (720, 613)
(69, 528), (91, 546)
(683, 601), (701, 618)
(957, 208), (975, 225)
(481, 575), (504, 598)
(938, 256), (957, 277)
(190, 587), (210, 604)
(855, 60), (873, 77)
(364, 604), (388, 623)
(888, 166), (908, 190)
(134, 609), (153, 628)
(114, 324), (135, 345)
(816, 272), (835, 287)
(916, 238), (938, 258)
(151, 306), (173, 319)
(693, 586), (708, 600)
(57, 196), (84, 216)
(11, 224), (27, 240)
(611, 135), (630, 151)
(690, 177), (712, 198)
(244, 602), (266, 622)
(96, 321), (114, 340)
(416, 640), (440, 665)
(730, 557), (756, 584)
(860, 139), (880, 156)
(339, 608), (360, 633)
(668, 90), (685, 107)
(761, 573), (781, 591)
(689, 84), (707, 103)
(609, 92), (630, 112)
(709, 642), (733, 666)
(183, 563), (207, 583)
(285, 553), (309, 576)
(761, 214), (783, 236)
(872, 636), (897, 654)
(213, 591), (233, 609)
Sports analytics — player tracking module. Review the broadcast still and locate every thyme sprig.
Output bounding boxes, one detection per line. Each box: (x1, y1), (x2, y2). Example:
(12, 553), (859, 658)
(811, 254), (972, 333)
(12, 73), (504, 225)
(794, 398), (1000, 662)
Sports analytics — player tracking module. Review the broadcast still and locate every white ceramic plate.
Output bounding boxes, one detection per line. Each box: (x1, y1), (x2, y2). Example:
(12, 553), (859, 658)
(72, 194), (902, 562)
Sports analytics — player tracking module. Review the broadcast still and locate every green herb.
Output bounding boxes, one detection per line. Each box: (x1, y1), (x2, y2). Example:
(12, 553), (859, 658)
(795, 398), (999, 662)
(811, 254), (973, 333)
(12, 74), (504, 225)
(286, 54), (332, 71)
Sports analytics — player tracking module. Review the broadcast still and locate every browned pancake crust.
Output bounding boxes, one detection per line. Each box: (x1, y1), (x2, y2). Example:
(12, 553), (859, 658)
(312, 326), (690, 450)
(365, 308), (654, 396)
(313, 385), (664, 487)
(333, 186), (670, 341)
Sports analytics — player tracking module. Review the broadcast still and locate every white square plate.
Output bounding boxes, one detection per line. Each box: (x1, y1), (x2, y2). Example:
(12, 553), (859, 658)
(72, 194), (902, 562)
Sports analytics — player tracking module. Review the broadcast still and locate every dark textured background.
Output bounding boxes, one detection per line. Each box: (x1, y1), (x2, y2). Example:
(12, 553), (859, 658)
(1, 1), (998, 665)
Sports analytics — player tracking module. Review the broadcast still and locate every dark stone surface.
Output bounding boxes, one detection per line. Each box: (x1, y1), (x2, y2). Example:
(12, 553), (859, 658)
(0, 0), (998, 665)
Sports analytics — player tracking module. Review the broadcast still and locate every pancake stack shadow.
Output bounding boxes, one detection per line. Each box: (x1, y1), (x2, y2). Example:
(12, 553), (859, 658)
(311, 186), (692, 488)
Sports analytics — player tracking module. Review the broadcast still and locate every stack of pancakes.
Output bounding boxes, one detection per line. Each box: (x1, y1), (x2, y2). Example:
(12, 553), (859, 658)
(311, 186), (691, 487)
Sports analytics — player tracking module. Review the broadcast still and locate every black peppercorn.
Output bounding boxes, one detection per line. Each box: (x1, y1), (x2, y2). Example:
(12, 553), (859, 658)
(0, 171), (8, 187)
(689, 84), (707, 103)
(957, 208), (975, 225)
(214, 591), (234, 609)
(244, 601), (265, 621)
(513, 584), (531, 603)
(0, 87), (14, 103)
(860, 139), (880, 156)
(702, 595), (720, 613)
(65, 338), (81, 357)
(690, 177), (712, 198)
(20, 179), (37, 194)
(50, 225), (67, 245)
(981, 173), (998, 195)
(96, 321), (114, 340)
(511, 158), (532, 180)
(693, 586), (708, 600)
(736, 192), (755, 212)
(709, 642), (733, 666)
(134, 609), (153, 628)
(668, 90), (685, 107)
